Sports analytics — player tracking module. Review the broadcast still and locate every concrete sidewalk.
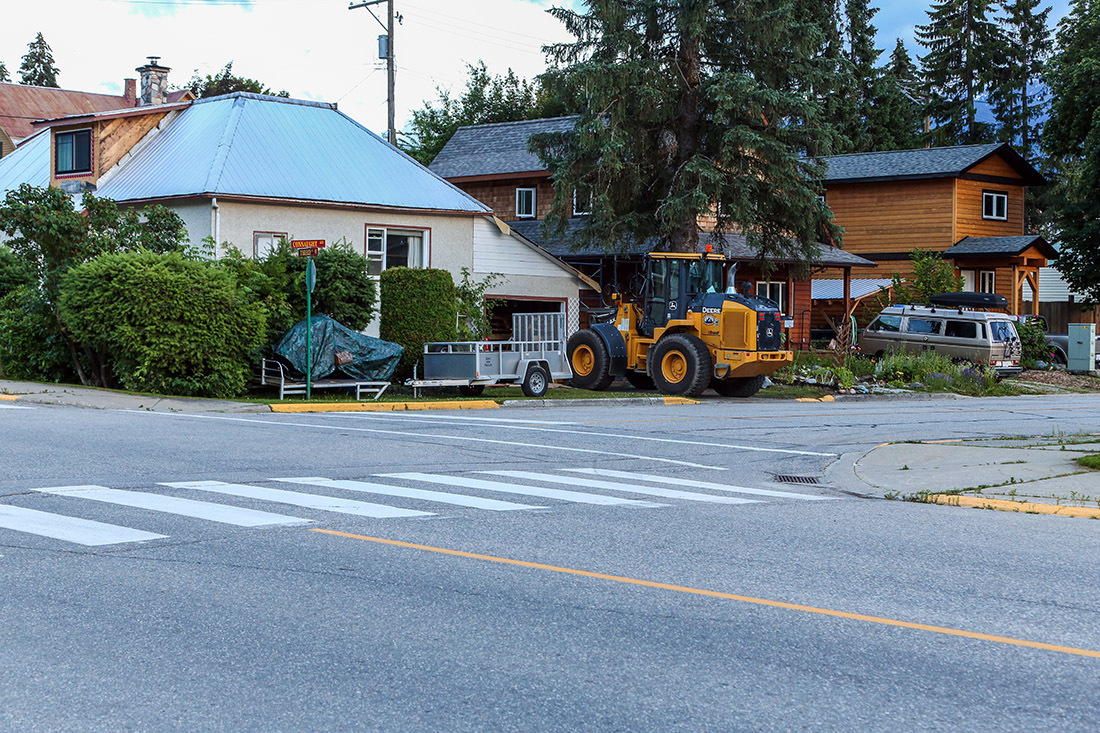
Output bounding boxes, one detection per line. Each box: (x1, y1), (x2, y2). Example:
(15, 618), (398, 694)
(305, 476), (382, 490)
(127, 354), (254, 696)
(0, 379), (270, 413)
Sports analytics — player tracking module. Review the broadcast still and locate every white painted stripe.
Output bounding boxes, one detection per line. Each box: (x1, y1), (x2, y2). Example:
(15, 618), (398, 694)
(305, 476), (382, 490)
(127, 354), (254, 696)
(161, 481), (434, 519)
(564, 469), (836, 501)
(379, 473), (666, 507)
(32, 485), (309, 527)
(0, 505), (165, 546)
(120, 412), (727, 471)
(479, 471), (762, 505)
(0, 403), (30, 410)
(272, 477), (543, 512)
(328, 413), (835, 457)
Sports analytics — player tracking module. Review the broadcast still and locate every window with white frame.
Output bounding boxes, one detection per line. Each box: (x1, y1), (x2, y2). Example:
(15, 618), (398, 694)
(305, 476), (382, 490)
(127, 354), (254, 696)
(960, 269), (975, 291)
(55, 129), (92, 175)
(365, 226), (427, 277)
(516, 187), (536, 218)
(253, 231), (286, 259)
(982, 191), (1007, 220)
(572, 188), (591, 216)
(756, 281), (787, 312)
(978, 270), (996, 293)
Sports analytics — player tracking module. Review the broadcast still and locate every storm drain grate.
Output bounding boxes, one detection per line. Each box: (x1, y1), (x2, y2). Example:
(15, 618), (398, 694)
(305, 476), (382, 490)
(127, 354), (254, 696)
(773, 474), (820, 485)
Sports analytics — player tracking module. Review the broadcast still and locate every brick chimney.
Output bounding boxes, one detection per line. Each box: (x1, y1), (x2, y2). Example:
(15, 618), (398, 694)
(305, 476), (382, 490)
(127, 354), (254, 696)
(123, 78), (137, 106)
(136, 56), (170, 106)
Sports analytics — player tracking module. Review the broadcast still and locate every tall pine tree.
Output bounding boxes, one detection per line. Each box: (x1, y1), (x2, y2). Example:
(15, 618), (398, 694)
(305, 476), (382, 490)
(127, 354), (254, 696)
(0, 62), (9, 83)
(916, 0), (1002, 144)
(841, 0), (882, 152)
(19, 33), (60, 88)
(1042, 0), (1100, 302)
(868, 40), (926, 150)
(532, 0), (842, 260)
(988, 0), (1052, 159)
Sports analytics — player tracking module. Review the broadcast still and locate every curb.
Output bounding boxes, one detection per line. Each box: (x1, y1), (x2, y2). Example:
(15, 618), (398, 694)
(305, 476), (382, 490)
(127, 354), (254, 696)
(0, 394), (20, 402)
(270, 400), (500, 413)
(927, 493), (1100, 519)
(501, 396), (699, 408)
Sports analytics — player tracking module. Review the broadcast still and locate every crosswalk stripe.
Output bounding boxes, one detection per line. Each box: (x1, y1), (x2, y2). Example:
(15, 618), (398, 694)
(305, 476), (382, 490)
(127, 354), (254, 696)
(479, 471), (762, 505)
(378, 473), (666, 507)
(272, 477), (544, 511)
(161, 481), (434, 519)
(32, 485), (309, 527)
(0, 505), (165, 546)
(563, 469), (836, 501)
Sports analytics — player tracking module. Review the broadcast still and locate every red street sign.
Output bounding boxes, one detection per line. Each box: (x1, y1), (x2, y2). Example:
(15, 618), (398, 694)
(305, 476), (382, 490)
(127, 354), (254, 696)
(291, 239), (326, 249)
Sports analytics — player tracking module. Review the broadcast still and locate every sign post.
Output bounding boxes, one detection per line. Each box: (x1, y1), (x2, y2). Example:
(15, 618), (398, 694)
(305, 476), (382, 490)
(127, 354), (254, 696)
(306, 258), (317, 400)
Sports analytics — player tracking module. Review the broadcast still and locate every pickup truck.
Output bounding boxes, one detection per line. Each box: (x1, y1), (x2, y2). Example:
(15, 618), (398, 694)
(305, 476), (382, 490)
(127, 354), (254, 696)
(1013, 316), (1099, 367)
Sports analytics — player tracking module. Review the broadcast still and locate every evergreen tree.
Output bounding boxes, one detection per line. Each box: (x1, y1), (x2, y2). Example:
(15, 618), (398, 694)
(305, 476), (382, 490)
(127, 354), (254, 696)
(869, 40), (926, 150)
(0, 62), (9, 83)
(916, 0), (1002, 144)
(842, 0), (882, 152)
(531, 0), (842, 261)
(988, 0), (1052, 159)
(1042, 0), (1100, 302)
(816, 0), (860, 154)
(18, 32), (60, 88)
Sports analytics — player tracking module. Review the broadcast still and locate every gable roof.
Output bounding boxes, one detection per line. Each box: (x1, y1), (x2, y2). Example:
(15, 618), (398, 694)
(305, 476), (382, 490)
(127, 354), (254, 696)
(429, 116), (579, 179)
(944, 235), (1057, 259)
(821, 143), (1046, 186)
(0, 128), (51, 191)
(93, 93), (489, 213)
(0, 82), (190, 142)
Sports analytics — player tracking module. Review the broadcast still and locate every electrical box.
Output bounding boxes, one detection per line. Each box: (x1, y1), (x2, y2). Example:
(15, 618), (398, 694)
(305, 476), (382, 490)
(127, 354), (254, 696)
(378, 34), (389, 60)
(1067, 323), (1097, 373)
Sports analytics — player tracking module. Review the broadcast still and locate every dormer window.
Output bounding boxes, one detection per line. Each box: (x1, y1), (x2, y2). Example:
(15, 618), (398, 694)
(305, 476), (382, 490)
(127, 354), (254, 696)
(55, 129), (92, 176)
(982, 191), (1007, 221)
(516, 187), (536, 219)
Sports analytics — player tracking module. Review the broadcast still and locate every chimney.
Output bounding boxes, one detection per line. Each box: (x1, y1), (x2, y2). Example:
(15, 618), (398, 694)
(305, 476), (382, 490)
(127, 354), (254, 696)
(123, 78), (137, 106)
(136, 56), (171, 106)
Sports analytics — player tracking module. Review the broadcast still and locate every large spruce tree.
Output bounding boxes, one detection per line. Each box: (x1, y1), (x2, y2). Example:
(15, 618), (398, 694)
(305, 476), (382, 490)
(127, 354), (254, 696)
(988, 0), (1052, 159)
(868, 40), (926, 150)
(18, 32), (60, 88)
(916, 0), (1002, 144)
(842, 0), (882, 152)
(1042, 0), (1100, 302)
(531, 0), (841, 262)
(0, 62), (9, 83)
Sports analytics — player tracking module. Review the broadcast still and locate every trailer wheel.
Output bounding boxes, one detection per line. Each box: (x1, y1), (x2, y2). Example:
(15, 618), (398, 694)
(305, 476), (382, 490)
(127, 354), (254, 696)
(567, 329), (613, 391)
(457, 384), (485, 397)
(649, 333), (712, 397)
(624, 370), (655, 391)
(712, 374), (765, 398)
(521, 365), (550, 398)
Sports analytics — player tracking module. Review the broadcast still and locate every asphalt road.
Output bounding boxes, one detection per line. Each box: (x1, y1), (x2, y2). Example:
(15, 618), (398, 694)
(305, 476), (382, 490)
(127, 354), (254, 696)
(2, 395), (1099, 731)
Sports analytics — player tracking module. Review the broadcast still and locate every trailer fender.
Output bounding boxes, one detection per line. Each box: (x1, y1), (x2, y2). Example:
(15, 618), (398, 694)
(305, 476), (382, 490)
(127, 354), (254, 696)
(589, 323), (627, 377)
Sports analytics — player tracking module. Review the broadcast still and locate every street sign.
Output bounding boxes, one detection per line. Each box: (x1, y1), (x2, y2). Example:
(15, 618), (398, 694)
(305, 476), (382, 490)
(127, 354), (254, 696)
(295, 247), (319, 258)
(306, 259), (317, 294)
(291, 239), (326, 250)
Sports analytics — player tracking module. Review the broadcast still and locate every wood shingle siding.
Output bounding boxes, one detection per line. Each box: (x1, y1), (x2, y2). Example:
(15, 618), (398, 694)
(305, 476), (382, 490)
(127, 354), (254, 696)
(827, 179), (955, 253)
(954, 179), (1025, 238)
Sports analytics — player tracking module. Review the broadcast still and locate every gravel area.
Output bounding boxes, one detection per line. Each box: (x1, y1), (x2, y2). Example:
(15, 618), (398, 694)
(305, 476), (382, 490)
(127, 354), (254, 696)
(1013, 369), (1100, 391)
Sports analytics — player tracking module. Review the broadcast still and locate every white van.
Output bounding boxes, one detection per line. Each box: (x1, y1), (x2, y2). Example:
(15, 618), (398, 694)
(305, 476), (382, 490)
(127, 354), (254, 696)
(858, 303), (1023, 375)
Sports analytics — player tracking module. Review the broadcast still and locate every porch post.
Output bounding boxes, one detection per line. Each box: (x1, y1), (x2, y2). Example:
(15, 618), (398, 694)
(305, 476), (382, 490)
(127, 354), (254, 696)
(843, 267), (852, 317)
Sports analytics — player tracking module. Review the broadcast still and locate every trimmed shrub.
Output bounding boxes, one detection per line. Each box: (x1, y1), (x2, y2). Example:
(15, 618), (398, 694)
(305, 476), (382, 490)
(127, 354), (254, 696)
(58, 252), (267, 398)
(1016, 319), (1056, 367)
(380, 267), (457, 377)
(0, 286), (78, 382)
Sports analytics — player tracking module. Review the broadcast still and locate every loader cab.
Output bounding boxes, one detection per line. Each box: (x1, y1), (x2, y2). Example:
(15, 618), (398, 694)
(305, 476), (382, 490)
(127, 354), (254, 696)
(639, 254), (726, 336)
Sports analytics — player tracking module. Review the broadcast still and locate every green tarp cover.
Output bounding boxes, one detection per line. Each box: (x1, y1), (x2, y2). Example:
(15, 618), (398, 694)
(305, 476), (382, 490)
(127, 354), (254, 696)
(274, 314), (403, 381)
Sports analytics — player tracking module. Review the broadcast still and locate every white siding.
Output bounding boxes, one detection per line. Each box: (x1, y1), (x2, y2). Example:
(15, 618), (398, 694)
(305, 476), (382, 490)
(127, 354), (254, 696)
(1037, 267), (1085, 302)
(473, 217), (568, 277)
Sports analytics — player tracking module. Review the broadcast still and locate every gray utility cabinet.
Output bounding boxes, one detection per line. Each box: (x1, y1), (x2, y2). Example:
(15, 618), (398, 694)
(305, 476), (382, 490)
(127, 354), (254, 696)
(1067, 323), (1097, 373)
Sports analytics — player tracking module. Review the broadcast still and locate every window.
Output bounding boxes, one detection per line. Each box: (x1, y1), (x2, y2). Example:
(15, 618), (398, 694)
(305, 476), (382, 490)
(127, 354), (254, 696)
(869, 315), (902, 332)
(944, 320), (978, 339)
(365, 226), (427, 277)
(990, 321), (1017, 343)
(982, 191), (1007, 221)
(253, 232), (286, 259)
(572, 188), (591, 216)
(960, 269), (975, 291)
(516, 188), (536, 218)
(756, 281), (787, 312)
(55, 129), (92, 175)
(905, 318), (942, 335)
(979, 270), (996, 293)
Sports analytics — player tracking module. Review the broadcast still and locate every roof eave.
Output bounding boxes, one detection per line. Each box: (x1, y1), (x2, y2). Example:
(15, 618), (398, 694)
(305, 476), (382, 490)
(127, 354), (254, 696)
(107, 191), (491, 216)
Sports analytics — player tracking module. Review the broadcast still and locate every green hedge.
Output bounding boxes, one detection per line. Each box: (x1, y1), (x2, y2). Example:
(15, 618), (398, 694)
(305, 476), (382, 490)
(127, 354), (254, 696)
(267, 244), (377, 331)
(380, 267), (457, 377)
(0, 246), (33, 299)
(0, 286), (78, 382)
(58, 252), (267, 398)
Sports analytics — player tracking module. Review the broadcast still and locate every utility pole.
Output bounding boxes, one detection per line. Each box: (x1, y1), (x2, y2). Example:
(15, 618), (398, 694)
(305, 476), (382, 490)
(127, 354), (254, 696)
(348, 0), (397, 146)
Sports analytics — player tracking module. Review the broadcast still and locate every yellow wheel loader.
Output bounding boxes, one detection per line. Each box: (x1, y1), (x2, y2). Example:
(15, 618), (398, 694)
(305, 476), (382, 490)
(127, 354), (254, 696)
(567, 252), (793, 398)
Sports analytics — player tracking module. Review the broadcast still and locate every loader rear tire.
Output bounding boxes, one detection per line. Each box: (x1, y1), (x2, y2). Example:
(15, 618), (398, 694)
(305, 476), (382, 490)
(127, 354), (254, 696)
(567, 329), (613, 391)
(712, 374), (766, 398)
(649, 333), (712, 397)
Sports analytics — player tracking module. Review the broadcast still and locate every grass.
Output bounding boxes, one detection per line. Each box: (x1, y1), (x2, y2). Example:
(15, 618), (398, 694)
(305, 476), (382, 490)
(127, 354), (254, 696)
(1078, 454), (1100, 471)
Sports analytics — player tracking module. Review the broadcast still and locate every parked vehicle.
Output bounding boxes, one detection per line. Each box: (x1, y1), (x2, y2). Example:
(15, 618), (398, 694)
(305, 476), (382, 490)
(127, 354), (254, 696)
(566, 251), (792, 398)
(859, 294), (1023, 375)
(1007, 314), (1100, 368)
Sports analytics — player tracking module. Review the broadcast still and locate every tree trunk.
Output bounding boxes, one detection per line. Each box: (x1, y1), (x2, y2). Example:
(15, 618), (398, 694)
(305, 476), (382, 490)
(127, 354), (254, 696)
(668, 26), (701, 254)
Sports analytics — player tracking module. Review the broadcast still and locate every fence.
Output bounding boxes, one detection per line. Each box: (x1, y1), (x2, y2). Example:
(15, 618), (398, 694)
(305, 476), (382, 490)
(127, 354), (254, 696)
(1023, 301), (1100, 332)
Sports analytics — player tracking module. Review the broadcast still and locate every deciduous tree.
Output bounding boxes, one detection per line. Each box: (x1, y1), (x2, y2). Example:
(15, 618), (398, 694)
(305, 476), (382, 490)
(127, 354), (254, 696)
(185, 62), (289, 99)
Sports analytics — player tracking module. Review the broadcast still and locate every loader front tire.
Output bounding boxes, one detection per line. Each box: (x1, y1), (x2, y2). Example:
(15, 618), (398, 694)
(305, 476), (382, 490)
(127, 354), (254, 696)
(567, 329), (613, 391)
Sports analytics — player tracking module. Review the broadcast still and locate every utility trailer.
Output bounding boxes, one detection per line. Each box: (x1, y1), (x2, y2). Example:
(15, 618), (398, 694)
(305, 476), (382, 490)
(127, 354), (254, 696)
(405, 313), (571, 398)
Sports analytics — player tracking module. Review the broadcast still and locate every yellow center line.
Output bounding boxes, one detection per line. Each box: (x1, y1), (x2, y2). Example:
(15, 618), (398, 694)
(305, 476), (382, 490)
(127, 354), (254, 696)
(312, 529), (1100, 660)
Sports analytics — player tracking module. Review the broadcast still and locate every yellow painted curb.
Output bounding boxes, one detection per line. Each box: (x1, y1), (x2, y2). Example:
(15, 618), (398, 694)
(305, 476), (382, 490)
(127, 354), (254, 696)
(269, 400), (499, 413)
(928, 494), (1100, 519)
(0, 394), (20, 402)
(663, 396), (700, 405)
(796, 395), (836, 403)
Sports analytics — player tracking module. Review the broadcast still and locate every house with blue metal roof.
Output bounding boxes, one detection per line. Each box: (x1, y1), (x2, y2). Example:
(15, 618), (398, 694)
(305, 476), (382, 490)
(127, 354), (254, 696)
(0, 93), (594, 337)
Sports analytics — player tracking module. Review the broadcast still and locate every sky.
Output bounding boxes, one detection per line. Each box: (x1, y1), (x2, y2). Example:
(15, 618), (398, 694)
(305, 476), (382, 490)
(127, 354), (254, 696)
(0, 0), (1074, 141)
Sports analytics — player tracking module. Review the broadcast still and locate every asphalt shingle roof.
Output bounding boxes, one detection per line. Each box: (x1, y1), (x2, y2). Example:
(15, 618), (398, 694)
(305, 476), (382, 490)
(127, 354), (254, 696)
(944, 235), (1057, 258)
(510, 218), (876, 268)
(429, 116), (579, 179)
(820, 143), (1045, 185)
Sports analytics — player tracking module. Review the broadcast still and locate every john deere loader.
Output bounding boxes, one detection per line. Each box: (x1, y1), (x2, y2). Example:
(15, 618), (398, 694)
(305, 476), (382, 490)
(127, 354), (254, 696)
(567, 252), (792, 398)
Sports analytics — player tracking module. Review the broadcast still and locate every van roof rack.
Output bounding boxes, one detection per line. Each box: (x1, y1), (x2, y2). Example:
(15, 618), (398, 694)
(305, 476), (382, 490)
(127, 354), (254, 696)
(928, 292), (1008, 309)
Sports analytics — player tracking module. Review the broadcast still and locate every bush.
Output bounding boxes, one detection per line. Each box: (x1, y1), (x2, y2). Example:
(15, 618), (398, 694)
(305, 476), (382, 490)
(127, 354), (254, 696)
(0, 286), (78, 382)
(1016, 319), (1056, 367)
(266, 241), (377, 331)
(58, 252), (267, 398)
(0, 246), (33, 298)
(380, 267), (457, 377)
